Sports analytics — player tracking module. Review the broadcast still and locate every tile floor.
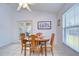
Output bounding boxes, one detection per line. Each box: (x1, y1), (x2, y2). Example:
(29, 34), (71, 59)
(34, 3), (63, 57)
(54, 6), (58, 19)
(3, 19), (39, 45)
(0, 42), (79, 56)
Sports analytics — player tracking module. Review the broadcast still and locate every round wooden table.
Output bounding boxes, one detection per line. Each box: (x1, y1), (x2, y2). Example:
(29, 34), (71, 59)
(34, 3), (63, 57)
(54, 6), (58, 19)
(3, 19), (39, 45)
(23, 39), (49, 56)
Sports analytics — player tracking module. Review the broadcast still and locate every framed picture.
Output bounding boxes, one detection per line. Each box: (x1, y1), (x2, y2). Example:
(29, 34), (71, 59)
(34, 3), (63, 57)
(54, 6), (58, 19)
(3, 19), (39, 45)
(37, 21), (51, 29)
(57, 19), (60, 26)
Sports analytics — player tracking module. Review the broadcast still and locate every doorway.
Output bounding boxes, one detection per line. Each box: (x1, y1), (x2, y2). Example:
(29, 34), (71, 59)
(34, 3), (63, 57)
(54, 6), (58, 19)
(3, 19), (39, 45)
(17, 20), (33, 36)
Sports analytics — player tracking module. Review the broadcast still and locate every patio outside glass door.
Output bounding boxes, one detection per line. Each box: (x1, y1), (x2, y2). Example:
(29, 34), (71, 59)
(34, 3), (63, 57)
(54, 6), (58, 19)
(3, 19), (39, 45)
(17, 20), (32, 36)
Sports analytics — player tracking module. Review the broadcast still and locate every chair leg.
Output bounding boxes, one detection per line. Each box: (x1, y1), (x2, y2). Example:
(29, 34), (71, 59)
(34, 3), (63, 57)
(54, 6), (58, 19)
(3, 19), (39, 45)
(41, 46), (43, 55)
(38, 51), (40, 56)
(51, 47), (54, 56)
(21, 47), (23, 53)
(30, 48), (31, 56)
(37, 48), (40, 56)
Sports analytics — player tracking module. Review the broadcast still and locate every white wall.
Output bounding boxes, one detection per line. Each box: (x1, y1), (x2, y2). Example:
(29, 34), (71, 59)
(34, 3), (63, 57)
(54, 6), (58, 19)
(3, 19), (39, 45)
(12, 10), (57, 44)
(0, 4), (15, 47)
(0, 3), (63, 47)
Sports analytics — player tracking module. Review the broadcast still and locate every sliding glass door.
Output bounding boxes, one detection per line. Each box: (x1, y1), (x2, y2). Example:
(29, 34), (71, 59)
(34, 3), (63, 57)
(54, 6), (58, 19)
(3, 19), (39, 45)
(17, 20), (32, 36)
(62, 4), (79, 52)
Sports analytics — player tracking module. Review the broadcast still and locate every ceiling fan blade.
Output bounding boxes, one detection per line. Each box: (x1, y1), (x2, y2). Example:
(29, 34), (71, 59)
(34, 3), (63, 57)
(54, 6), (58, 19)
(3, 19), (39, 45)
(17, 6), (21, 10)
(26, 5), (31, 12)
(17, 3), (23, 10)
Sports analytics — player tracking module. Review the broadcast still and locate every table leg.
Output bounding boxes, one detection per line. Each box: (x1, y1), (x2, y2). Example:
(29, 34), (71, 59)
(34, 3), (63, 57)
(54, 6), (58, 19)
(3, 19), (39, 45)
(24, 44), (26, 56)
(45, 42), (47, 56)
(41, 44), (43, 55)
(30, 44), (31, 56)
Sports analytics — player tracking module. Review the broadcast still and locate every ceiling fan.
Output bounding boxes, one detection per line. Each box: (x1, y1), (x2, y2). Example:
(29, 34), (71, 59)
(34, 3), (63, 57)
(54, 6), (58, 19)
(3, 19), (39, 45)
(17, 3), (32, 11)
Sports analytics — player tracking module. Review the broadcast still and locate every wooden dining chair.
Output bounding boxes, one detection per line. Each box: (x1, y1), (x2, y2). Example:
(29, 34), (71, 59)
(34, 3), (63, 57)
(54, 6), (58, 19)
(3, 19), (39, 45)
(49, 33), (55, 55)
(36, 33), (43, 39)
(29, 34), (41, 55)
(20, 33), (27, 54)
(42, 33), (55, 55)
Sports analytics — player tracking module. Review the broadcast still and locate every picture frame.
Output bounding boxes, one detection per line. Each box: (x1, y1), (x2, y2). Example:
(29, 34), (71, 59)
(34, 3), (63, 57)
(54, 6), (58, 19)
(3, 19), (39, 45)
(37, 21), (51, 29)
(57, 19), (60, 26)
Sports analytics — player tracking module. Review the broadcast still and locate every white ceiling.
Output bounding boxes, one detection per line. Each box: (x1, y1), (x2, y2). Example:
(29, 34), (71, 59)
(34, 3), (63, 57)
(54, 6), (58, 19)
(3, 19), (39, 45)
(8, 3), (65, 14)
(30, 3), (65, 14)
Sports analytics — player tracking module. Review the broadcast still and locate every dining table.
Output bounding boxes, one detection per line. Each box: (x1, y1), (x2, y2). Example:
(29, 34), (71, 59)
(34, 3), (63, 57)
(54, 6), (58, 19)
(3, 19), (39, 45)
(23, 38), (49, 56)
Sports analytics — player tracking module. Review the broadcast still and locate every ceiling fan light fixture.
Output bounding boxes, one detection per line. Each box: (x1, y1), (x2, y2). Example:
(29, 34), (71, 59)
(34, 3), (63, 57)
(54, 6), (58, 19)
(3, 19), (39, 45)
(19, 3), (23, 7)
(23, 3), (28, 8)
(17, 3), (32, 12)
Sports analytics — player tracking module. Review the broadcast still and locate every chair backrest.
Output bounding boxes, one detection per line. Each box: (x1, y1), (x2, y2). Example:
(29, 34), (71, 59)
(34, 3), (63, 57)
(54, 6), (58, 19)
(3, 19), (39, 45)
(36, 33), (43, 39)
(36, 33), (42, 36)
(50, 33), (55, 46)
(20, 33), (26, 44)
(30, 34), (38, 48)
(30, 34), (38, 40)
